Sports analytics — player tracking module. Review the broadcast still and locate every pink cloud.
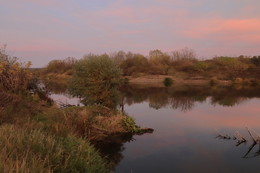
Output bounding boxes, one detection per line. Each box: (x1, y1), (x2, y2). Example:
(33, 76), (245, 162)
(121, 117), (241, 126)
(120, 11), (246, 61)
(181, 18), (260, 43)
(10, 38), (80, 52)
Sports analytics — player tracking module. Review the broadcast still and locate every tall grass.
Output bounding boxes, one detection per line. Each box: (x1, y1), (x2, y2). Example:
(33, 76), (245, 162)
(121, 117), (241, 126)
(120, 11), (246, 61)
(0, 125), (108, 173)
(39, 106), (140, 141)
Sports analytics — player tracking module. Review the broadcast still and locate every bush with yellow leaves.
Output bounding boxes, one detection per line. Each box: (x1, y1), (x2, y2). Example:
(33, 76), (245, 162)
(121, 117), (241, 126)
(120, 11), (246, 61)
(0, 47), (32, 93)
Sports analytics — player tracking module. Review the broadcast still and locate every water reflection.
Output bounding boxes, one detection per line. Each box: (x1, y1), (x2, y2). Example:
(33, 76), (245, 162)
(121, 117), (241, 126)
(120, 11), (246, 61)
(41, 79), (82, 107)
(216, 128), (260, 159)
(43, 78), (68, 94)
(44, 82), (260, 172)
(120, 85), (260, 111)
(93, 133), (135, 171)
(43, 78), (260, 111)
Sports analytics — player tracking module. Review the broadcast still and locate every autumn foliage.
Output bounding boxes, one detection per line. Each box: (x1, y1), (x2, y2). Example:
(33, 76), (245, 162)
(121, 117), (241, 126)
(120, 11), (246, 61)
(0, 48), (32, 93)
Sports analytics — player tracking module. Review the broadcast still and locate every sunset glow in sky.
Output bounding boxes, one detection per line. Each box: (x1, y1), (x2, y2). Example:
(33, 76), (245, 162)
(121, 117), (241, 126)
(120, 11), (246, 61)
(1, 0), (260, 67)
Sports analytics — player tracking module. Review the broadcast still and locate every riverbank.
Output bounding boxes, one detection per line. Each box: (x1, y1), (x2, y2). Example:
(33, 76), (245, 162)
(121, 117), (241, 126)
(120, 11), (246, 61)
(40, 72), (259, 88)
(126, 74), (260, 87)
(0, 91), (147, 172)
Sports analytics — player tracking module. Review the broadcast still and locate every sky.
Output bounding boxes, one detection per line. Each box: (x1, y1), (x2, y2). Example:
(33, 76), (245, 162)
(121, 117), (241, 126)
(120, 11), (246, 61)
(0, 0), (260, 67)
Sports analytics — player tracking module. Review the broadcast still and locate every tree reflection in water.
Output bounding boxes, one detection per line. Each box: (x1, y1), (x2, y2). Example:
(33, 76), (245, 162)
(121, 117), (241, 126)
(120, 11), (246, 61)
(103, 85), (260, 171)
(36, 82), (260, 170)
(92, 133), (135, 171)
(120, 85), (260, 111)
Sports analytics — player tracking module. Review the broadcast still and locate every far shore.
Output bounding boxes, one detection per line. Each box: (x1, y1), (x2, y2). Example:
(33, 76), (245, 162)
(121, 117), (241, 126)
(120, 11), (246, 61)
(126, 75), (232, 87)
(40, 72), (259, 88)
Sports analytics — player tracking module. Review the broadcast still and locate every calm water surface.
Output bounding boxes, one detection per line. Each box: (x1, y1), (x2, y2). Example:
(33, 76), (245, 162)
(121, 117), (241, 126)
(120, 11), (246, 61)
(50, 85), (260, 173)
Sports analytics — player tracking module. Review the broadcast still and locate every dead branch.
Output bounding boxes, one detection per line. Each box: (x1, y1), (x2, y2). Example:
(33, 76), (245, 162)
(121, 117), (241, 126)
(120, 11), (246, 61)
(246, 127), (257, 144)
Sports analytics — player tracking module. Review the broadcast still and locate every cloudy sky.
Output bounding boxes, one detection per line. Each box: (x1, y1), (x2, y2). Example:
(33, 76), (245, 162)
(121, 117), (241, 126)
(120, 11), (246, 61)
(1, 0), (260, 67)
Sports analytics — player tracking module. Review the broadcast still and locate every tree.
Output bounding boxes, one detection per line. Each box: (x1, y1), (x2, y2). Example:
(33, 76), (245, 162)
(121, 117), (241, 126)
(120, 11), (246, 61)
(170, 48), (197, 72)
(120, 53), (149, 75)
(45, 57), (77, 74)
(170, 47), (197, 61)
(110, 51), (126, 66)
(149, 50), (171, 74)
(69, 54), (123, 109)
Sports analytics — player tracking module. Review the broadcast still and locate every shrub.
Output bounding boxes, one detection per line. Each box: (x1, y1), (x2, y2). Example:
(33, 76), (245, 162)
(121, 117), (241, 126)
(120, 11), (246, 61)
(213, 57), (249, 72)
(251, 56), (260, 66)
(110, 50), (126, 66)
(45, 57), (77, 74)
(169, 48), (196, 72)
(69, 54), (122, 109)
(149, 49), (171, 75)
(121, 116), (141, 133)
(0, 48), (32, 93)
(233, 77), (243, 85)
(209, 77), (219, 86)
(120, 53), (149, 75)
(193, 61), (209, 72)
(170, 47), (197, 61)
(163, 77), (173, 87)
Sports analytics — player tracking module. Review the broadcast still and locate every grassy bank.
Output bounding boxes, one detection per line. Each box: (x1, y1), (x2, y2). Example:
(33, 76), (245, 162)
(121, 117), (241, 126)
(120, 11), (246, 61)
(1, 49), (147, 172)
(0, 92), (141, 172)
(0, 125), (107, 173)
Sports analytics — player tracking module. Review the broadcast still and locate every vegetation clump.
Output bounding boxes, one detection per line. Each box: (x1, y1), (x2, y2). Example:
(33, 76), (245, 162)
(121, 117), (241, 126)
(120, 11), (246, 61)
(251, 56), (260, 66)
(69, 54), (123, 109)
(209, 77), (219, 86)
(193, 61), (209, 72)
(232, 77), (244, 85)
(44, 57), (77, 74)
(0, 47), (32, 93)
(163, 77), (173, 87)
(121, 116), (141, 133)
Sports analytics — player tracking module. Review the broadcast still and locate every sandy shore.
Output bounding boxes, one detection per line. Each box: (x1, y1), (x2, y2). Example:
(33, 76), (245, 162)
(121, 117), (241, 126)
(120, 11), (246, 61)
(126, 75), (231, 87)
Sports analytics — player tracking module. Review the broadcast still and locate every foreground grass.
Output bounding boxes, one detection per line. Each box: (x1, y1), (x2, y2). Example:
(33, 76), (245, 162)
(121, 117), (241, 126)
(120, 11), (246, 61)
(0, 125), (108, 173)
(1, 48), (143, 172)
(0, 92), (141, 172)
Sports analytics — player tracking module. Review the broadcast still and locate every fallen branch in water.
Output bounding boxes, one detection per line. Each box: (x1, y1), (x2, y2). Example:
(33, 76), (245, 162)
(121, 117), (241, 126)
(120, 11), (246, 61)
(215, 128), (231, 140)
(234, 131), (247, 146)
(246, 127), (257, 144)
(215, 127), (260, 158)
(137, 128), (154, 135)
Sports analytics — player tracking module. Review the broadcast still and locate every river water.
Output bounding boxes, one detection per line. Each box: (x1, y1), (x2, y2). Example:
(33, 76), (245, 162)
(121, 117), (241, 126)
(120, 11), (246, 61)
(49, 85), (260, 173)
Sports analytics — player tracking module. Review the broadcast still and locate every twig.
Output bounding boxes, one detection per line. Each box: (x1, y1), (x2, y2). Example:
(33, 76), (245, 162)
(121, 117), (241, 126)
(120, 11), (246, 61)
(235, 131), (247, 146)
(246, 127), (257, 143)
(215, 128), (231, 139)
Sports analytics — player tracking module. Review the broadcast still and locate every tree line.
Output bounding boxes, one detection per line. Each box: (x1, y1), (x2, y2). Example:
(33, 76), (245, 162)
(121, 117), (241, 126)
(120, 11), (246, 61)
(44, 48), (260, 79)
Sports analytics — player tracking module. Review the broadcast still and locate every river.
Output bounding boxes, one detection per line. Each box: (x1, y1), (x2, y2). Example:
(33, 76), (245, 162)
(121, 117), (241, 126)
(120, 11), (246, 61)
(49, 84), (260, 173)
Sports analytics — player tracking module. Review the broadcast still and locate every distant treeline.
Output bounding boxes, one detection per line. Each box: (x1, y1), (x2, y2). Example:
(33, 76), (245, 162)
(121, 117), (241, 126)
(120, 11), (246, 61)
(44, 48), (260, 79)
